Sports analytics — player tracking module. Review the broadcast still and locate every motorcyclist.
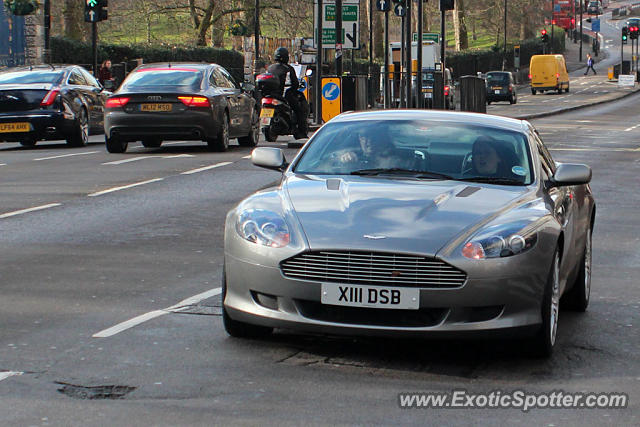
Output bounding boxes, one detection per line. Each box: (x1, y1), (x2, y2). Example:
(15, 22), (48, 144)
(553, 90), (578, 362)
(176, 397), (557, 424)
(267, 47), (308, 139)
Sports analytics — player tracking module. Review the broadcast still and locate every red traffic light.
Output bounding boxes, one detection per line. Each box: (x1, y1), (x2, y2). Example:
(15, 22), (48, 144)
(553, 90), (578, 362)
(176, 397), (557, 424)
(541, 29), (547, 35)
(551, 19), (556, 25)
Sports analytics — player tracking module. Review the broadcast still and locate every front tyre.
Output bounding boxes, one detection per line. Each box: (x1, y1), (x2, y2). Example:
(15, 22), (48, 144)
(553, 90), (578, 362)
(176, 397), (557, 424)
(531, 88), (536, 95)
(562, 228), (592, 312)
(221, 271), (273, 338)
(105, 135), (128, 153)
(66, 108), (89, 147)
(238, 109), (259, 147)
(531, 248), (561, 358)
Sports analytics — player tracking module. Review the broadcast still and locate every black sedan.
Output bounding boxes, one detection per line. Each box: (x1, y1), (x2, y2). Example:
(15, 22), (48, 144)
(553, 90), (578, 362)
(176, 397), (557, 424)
(0, 65), (109, 147)
(104, 63), (259, 153)
(486, 71), (517, 104)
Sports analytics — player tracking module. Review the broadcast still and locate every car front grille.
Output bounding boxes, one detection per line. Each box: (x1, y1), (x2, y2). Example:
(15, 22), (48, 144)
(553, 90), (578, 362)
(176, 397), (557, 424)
(280, 251), (467, 288)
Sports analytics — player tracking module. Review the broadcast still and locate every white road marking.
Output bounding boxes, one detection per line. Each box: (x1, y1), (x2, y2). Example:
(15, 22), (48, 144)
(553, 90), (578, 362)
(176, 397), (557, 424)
(34, 151), (100, 161)
(0, 203), (61, 219)
(625, 124), (640, 132)
(242, 155), (251, 159)
(87, 178), (164, 197)
(0, 371), (23, 382)
(0, 163), (6, 166)
(162, 141), (190, 146)
(181, 161), (232, 175)
(93, 287), (222, 338)
(102, 156), (154, 165)
(163, 154), (194, 159)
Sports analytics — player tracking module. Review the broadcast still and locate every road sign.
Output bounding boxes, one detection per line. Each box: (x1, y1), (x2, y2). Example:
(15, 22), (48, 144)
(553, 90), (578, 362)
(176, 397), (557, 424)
(321, 77), (341, 122)
(618, 74), (635, 87)
(376, 0), (391, 11)
(314, 0), (360, 49)
(394, 3), (406, 16)
(592, 18), (600, 32)
(412, 33), (440, 43)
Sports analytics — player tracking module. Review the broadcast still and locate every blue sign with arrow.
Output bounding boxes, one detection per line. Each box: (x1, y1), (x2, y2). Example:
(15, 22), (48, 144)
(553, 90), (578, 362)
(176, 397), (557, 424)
(376, 0), (391, 11)
(322, 82), (340, 101)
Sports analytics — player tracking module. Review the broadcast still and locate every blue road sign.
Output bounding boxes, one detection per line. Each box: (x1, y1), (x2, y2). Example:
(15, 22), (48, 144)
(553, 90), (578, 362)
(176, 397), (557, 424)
(592, 19), (600, 32)
(394, 4), (406, 17)
(376, 0), (391, 12)
(322, 82), (340, 101)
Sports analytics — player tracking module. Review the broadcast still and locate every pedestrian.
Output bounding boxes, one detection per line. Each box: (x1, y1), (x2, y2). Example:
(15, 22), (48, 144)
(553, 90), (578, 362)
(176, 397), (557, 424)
(584, 54), (596, 75)
(98, 60), (115, 87)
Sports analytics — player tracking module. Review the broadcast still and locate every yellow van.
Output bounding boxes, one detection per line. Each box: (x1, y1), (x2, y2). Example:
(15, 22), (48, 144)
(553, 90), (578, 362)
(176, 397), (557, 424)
(529, 54), (570, 95)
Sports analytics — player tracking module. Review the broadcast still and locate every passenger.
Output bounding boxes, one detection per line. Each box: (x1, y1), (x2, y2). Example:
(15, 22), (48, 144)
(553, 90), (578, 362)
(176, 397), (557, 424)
(470, 136), (523, 180)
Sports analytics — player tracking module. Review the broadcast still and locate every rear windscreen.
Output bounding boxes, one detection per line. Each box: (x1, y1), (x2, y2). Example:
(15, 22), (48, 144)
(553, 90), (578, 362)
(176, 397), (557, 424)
(487, 74), (509, 84)
(0, 71), (64, 84)
(122, 69), (203, 89)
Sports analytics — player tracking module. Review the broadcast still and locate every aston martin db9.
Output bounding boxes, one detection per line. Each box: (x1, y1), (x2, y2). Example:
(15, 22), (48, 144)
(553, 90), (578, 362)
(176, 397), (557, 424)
(223, 110), (595, 356)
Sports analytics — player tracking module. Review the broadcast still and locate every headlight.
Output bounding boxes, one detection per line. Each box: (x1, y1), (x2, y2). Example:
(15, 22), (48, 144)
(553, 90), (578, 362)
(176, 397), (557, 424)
(462, 221), (537, 259)
(236, 209), (290, 248)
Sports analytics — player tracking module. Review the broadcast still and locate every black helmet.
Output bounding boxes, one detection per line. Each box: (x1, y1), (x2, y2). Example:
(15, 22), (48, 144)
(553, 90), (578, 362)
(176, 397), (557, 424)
(274, 47), (289, 64)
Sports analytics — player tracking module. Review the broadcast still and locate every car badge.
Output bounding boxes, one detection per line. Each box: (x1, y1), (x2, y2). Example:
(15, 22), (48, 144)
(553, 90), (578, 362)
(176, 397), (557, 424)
(363, 234), (387, 240)
(147, 96), (162, 101)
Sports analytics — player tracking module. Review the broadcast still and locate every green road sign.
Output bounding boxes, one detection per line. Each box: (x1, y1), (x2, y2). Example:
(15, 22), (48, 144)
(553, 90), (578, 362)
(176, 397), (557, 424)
(325, 5), (358, 22)
(412, 33), (440, 43)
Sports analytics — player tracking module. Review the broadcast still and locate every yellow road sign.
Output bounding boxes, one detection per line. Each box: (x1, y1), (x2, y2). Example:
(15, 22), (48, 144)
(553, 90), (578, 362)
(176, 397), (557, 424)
(321, 77), (341, 122)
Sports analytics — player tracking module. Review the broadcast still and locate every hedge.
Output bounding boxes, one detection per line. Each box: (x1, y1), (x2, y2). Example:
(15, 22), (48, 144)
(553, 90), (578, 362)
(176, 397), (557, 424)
(50, 37), (245, 81)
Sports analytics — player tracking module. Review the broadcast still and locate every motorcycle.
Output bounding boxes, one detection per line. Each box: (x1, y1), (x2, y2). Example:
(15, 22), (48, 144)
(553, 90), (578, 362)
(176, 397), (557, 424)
(256, 72), (309, 142)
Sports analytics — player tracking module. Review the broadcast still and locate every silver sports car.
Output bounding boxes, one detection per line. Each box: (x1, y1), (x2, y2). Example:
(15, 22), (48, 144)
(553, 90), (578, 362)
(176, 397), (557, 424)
(223, 110), (595, 356)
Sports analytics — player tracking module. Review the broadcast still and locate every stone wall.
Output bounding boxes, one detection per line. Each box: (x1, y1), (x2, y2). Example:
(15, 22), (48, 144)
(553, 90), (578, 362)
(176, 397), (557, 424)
(24, 6), (44, 64)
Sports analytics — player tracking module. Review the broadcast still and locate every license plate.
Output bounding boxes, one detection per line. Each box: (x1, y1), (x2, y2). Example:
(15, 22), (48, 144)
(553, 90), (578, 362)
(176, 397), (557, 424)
(321, 283), (419, 310)
(0, 122), (30, 133)
(425, 93), (432, 99)
(260, 117), (271, 126)
(494, 90), (501, 94)
(260, 108), (275, 118)
(140, 103), (172, 112)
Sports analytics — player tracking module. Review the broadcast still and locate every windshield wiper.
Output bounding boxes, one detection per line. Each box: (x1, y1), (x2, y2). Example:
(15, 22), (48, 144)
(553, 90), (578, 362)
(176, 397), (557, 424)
(350, 168), (455, 180)
(458, 176), (525, 186)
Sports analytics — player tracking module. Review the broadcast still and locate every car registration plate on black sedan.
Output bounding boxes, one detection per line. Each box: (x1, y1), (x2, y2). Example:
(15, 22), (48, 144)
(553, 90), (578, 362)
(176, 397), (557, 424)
(140, 103), (172, 112)
(321, 283), (419, 310)
(0, 122), (30, 133)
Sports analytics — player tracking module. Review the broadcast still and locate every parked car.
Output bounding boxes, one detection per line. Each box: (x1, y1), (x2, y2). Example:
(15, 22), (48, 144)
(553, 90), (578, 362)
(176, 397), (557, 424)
(486, 71), (517, 104)
(223, 110), (595, 357)
(104, 63), (259, 153)
(421, 68), (455, 110)
(529, 54), (570, 95)
(0, 65), (110, 147)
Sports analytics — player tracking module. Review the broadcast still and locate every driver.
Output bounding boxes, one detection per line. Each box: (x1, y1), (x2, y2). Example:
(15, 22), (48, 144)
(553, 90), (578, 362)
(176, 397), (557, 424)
(337, 128), (402, 169)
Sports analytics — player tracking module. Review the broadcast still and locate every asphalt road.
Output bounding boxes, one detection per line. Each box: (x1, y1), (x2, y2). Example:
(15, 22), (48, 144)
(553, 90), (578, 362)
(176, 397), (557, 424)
(1, 91), (639, 425)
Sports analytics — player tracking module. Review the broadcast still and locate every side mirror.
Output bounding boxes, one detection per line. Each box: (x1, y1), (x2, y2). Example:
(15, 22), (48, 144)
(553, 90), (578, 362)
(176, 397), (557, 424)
(550, 163), (592, 187)
(251, 147), (288, 172)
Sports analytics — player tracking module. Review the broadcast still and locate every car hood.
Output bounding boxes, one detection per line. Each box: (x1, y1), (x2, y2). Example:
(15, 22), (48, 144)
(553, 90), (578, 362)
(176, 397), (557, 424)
(285, 175), (528, 255)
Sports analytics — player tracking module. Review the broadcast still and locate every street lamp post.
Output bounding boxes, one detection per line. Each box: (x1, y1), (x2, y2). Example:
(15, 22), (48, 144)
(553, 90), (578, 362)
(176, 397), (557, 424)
(254, 0), (259, 75)
(503, 0), (507, 70)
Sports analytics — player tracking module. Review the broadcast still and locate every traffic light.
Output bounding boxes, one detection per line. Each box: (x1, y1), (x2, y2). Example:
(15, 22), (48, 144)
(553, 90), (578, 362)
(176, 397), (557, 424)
(85, 0), (108, 23)
(630, 26), (639, 40)
(541, 29), (549, 44)
(622, 26), (629, 44)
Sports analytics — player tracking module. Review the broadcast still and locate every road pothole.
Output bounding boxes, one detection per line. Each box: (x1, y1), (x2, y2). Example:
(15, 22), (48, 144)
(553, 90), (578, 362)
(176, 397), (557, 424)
(56, 382), (136, 400)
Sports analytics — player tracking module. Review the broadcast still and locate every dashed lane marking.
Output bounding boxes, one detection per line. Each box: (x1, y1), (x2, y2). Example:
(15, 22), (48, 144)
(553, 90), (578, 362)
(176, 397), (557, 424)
(0, 203), (61, 219)
(87, 178), (164, 197)
(92, 287), (222, 338)
(33, 151), (100, 161)
(0, 371), (23, 382)
(102, 156), (155, 165)
(625, 124), (640, 132)
(242, 155), (251, 159)
(180, 161), (232, 175)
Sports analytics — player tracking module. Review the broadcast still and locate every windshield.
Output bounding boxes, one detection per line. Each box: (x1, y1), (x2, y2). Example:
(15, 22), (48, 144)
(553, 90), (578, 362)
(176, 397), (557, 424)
(122, 68), (203, 89)
(0, 71), (64, 85)
(487, 73), (509, 84)
(293, 119), (534, 185)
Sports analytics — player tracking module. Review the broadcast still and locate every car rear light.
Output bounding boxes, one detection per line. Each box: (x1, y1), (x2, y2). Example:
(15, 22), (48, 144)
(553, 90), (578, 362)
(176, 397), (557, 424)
(40, 89), (60, 107)
(508, 86), (513, 92)
(262, 98), (282, 106)
(556, 73), (560, 78)
(178, 96), (210, 107)
(105, 97), (130, 109)
(528, 74), (532, 79)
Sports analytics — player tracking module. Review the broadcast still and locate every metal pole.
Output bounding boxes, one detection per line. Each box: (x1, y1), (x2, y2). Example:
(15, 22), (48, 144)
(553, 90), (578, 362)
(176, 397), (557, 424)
(579, 0), (583, 62)
(336, 0), (343, 76)
(92, 22), (98, 78)
(384, 10), (389, 108)
(573, 0), (577, 43)
(254, 0), (259, 75)
(503, 0), (507, 71)
(44, 0), (50, 64)
(405, 0), (412, 108)
(315, 0), (323, 125)
(551, 0), (554, 54)
(417, 0), (423, 109)
(440, 6), (446, 110)
(400, 14), (405, 108)
(369, 0), (373, 108)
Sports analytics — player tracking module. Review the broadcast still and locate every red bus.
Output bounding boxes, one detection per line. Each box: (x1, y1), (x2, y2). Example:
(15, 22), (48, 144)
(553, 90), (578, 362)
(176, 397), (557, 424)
(553, 0), (576, 30)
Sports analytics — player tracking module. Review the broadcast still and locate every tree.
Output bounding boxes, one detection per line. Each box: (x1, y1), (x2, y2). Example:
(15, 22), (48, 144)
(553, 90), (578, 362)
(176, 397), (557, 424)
(453, 0), (468, 51)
